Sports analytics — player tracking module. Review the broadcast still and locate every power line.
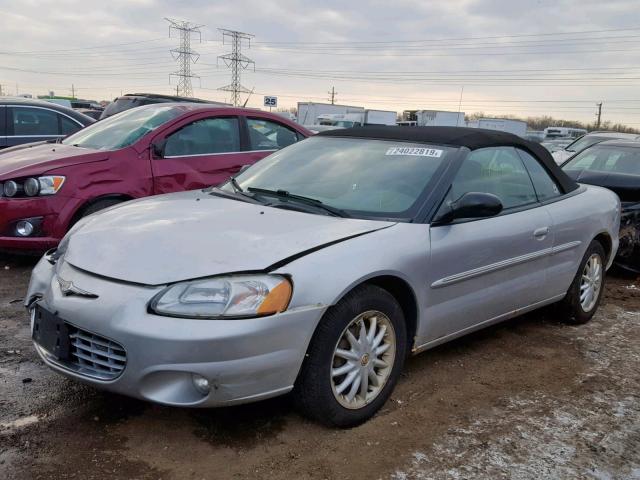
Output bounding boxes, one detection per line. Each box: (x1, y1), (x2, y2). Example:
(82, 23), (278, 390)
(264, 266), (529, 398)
(241, 69), (640, 87)
(165, 18), (203, 97)
(250, 46), (640, 57)
(217, 29), (254, 106)
(254, 37), (640, 52)
(0, 37), (167, 54)
(254, 27), (640, 45)
(253, 65), (640, 75)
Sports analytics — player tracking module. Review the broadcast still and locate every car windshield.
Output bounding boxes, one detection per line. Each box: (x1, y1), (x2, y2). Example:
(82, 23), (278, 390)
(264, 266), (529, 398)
(224, 136), (455, 218)
(565, 135), (607, 152)
(563, 145), (640, 175)
(63, 105), (182, 150)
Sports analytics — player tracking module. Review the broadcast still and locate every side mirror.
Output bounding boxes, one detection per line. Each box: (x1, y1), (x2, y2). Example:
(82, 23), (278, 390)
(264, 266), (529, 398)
(151, 139), (167, 158)
(435, 192), (503, 225)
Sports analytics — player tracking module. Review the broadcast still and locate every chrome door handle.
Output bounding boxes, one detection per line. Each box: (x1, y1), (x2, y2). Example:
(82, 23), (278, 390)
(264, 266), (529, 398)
(533, 227), (550, 239)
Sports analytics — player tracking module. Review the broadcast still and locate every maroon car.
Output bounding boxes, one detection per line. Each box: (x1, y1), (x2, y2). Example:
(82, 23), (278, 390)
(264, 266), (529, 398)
(0, 103), (311, 252)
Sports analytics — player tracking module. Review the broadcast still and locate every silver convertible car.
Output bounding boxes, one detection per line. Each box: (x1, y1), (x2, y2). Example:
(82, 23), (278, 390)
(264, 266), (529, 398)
(26, 127), (620, 427)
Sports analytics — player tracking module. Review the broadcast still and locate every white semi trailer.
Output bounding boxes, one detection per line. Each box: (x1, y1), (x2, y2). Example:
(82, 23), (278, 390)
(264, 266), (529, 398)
(468, 118), (528, 137)
(297, 102), (365, 126)
(316, 109), (397, 127)
(415, 110), (465, 127)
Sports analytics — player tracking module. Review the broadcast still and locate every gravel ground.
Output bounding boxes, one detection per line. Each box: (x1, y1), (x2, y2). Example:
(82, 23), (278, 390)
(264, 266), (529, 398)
(0, 253), (639, 480)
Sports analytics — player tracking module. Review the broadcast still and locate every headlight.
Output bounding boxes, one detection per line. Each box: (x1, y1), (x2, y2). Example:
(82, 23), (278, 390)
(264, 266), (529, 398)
(24, 178), (40, 196)
(149, 275), (292, 319)
(0, 176), (65, 198)
(4, 180), (19, 197)
(38, 176), (66, 195)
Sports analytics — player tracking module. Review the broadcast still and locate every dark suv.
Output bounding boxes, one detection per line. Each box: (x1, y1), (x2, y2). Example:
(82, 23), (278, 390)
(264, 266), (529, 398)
(100, 93), (228, 119)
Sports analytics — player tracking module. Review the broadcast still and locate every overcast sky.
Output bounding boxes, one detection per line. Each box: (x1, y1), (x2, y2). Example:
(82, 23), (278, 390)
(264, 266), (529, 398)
(0, 0), (638, 125)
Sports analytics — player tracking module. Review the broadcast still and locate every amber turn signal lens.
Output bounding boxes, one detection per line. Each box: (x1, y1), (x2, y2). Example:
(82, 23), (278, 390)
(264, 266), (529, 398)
(257, 279), (293, 315)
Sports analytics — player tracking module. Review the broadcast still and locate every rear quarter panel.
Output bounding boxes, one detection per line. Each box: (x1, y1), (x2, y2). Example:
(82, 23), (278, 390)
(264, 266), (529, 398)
(545, 185), (620, 297)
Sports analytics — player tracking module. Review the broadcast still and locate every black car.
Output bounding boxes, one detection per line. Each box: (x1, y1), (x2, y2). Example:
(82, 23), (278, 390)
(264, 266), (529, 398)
(74, 108), (103, 120)
(0, 98), (94, 149)
(562, 140), (640, 273)
(100, 93), (228, 120)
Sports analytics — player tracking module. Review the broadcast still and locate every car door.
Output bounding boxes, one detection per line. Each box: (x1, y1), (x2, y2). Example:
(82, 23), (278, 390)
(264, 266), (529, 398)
(151, 116), (246, 194)
(5, 106), (71, 147)
(516, 148), (574, 300)
(423, 147), (554, 342)
(241, 117), (304, 164)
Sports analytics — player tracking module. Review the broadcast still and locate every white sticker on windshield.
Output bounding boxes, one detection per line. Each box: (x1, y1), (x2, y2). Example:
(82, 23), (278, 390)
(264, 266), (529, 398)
(385, 147), (443, 157)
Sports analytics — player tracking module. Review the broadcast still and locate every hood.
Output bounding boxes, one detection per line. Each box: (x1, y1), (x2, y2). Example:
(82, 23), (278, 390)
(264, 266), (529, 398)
(565, 169), (640, 203)
(64, 191), (395, 285)
(0, 143), (108, 178)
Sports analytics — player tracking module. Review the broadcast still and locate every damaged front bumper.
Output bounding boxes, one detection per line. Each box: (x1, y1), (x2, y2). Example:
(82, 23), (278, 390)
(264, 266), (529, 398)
(616, 202), (640, 273)
(26, 255), (326, 407)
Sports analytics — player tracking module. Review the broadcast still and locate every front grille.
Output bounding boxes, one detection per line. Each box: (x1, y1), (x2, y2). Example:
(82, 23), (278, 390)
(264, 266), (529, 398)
(66, 327), (127, 380)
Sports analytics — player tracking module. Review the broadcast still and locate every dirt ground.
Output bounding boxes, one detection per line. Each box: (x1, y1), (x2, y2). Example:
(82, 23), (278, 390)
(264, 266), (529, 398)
(1, 253), (639, 480)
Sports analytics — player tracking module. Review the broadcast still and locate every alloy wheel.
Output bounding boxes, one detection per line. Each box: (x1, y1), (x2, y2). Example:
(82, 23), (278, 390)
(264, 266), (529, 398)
(330, 310), (396, 409)
(580, 253), (603, 312)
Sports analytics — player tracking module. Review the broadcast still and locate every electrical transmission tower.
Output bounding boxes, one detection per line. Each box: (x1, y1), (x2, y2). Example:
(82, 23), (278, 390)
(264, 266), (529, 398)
(165, 18), (203, 97)
(218, 29), (254, 106)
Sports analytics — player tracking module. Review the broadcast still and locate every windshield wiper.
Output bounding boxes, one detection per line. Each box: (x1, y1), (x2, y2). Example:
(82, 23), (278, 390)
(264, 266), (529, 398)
(247, 187), (350, 218)
(208, 187), (262, 204)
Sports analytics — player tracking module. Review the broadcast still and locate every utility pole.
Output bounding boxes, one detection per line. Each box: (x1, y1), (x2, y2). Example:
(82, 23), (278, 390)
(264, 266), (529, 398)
(218, 29), (255, 107)
(71, 84), (75, 99)
(596, 102), (603, 129)
(165, 17), (203, 97)
(328, 86), (336, 105)
(457, 86), (464, 126)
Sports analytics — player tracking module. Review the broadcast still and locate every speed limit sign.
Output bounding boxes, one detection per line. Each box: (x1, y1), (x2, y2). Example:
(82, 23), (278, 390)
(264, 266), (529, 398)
(264, 96), (278, 108)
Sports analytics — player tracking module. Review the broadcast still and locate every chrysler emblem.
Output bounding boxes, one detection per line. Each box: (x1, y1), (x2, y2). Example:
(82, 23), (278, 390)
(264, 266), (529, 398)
(57, 276), (98, 298)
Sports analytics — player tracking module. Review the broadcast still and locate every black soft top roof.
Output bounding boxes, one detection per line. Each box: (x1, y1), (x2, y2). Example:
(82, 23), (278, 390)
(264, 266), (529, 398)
(319, 126), (578, 194)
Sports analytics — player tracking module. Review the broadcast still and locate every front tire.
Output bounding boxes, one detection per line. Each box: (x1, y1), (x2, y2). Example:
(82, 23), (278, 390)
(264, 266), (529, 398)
(80, 198), (124, 218)
(558, 240), (606, 324)
(68, 198), (125, 231)
(294, 284), (407, 428)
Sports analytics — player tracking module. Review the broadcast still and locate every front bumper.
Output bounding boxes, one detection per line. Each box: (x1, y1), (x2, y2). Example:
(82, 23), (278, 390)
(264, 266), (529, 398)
(26, 257), (326, 407)
(0, 195), (80, 251)
(615, 203), (640, 273)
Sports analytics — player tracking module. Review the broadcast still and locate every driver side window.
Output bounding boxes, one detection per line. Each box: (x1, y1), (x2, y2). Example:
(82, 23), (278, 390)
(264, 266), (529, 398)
(164, 117), (240, 157)
(444, 147), (538, 211)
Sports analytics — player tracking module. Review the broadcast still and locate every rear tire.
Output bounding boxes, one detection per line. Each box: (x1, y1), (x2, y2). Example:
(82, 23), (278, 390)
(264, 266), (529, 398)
(294, 284), (407, 428)
(558, 240), (606, 324)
